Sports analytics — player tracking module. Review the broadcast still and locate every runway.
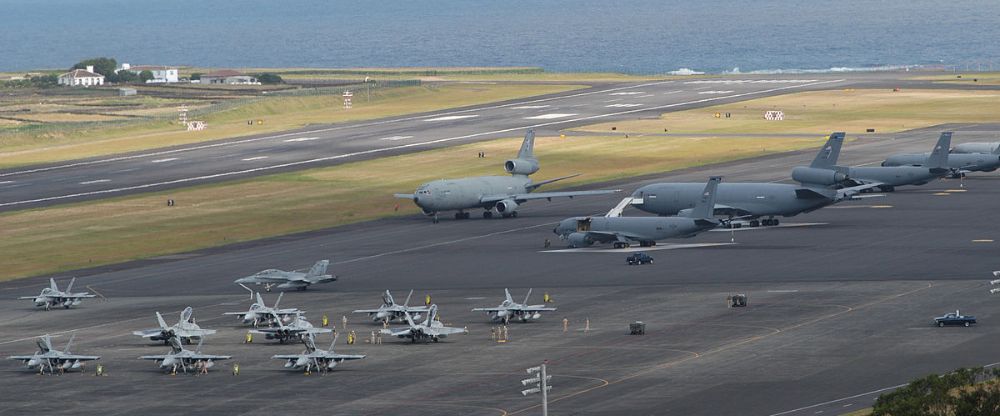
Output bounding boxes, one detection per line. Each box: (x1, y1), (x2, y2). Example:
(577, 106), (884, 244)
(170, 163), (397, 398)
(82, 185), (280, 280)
(1, 123), (999, 414)
(0, 76), (856, 211)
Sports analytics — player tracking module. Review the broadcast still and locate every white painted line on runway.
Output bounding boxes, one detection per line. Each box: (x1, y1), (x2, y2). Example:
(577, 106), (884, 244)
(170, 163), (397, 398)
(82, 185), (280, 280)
(0, 80), (679, 178)
(511, 105), (550, 109)
(605, 103), (642, 108)
(242, 156), (269, 161)
(150, 158), (178, 163)
(0, 181), (13, 184)
(424, 115), (479, 122)
(524, 113), (577, 120)
(698, 90), (735, 94)
(609, 91), (645, 95)
(283, 137), (320, 142)
(0, 79), (845, 208)
(542, 242), (735, 253)
(379, 135), (414, 141)
(79, 179), (110, 185)
(662, 90), (682, 95)
(638, 94), (655, 98)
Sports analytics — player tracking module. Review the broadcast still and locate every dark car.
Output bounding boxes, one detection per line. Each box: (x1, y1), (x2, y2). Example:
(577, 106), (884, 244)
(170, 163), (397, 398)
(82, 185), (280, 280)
(934, 310), (976, 327)
(626, 252), (653, 265)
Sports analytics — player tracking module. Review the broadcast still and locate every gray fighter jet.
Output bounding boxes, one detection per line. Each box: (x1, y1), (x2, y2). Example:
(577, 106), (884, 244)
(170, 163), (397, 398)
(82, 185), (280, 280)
(380, 304), (467, 343)
(251, 313), (331, 343)
(223, 292), (303, 327)
(630, 133), (873, 227)
(352, 289), (429, 323)
(472, 288), (557, 323)
(952, 142), (1000, 154)
(18, 277), (96, 310)
(8, 334), (100, 374)
(394, 130), (619, 223)
(883, 134), (1000, 176)
(234, 260), (336, 291)
(836, 132), (952, 191)
(556, 177), (722, 248)
(271, 333), (366, 374)
(139, 336), (232, 374)
(133, 306), (217, 345)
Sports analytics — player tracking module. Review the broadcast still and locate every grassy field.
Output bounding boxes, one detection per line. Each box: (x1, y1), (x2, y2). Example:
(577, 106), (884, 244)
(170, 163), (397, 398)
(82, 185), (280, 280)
(0, 134), (821, 280)
(0, 83), (582, 168)
(572, 89), (1000, 135)
(911, 72), (1000, 86)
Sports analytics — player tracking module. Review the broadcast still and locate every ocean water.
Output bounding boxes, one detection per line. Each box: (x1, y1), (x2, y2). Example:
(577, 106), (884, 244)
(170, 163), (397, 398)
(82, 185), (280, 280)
(1, 0), (998, 74)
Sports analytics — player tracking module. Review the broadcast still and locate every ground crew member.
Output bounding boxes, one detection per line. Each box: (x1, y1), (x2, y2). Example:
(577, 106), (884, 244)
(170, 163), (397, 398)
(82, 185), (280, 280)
(543, 292), (552, 303)
(199, 361), (208, 375)
(245, 331), (253, 344)
(585, 318), (590, 333)
(544, 239), (550, 248)
(232, 362), (240, 376)
(342, 315), (348, 330)
(322, 314), (329, 327)
(562, 317), (569, 332)
(425, 294), (432, 306)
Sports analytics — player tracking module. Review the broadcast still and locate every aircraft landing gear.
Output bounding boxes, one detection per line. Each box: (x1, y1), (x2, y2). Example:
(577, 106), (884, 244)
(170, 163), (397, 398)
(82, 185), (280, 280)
(749, 220), (761, 227)
(613, 242), (631, 249)
(454, 212), (470, 220)
(483, 211), (493, 219)
(432, 214), (439, 224)
(761, 218), (779, 226)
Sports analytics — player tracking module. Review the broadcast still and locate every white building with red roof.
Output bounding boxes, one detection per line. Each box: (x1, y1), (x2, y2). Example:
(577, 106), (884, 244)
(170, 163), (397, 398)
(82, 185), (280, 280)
(57, 65), (104, 87)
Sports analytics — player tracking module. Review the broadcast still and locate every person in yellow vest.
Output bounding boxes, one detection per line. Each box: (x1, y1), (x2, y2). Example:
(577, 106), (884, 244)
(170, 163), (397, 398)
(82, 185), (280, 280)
(321, 314), (329, 327)
(232, 362), (240, 376)
(543, 292), (552, 303)
(95, 364), (105, 377)
(425, 294), (431, 306)
(245, 331), (253, 344)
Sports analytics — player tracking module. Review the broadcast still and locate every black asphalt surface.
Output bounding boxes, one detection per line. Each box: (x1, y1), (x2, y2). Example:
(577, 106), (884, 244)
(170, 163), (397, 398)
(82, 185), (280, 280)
(2, 115), (1000, 414)
(3, 72), (1000, 415)
(1, 75), (865, 212)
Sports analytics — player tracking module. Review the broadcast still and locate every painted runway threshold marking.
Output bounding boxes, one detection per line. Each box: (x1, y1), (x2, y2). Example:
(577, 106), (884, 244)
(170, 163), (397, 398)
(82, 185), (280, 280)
(424, 115), (479, 122)
(79, 179), (110, 185)
(0, 79), (844, 209)
(150, 158), (178, 163)
(542, 242), (735, 253)
(241, 156), (269, 161)
(283, 137), (320, 142)
(524, 113), (577, 120)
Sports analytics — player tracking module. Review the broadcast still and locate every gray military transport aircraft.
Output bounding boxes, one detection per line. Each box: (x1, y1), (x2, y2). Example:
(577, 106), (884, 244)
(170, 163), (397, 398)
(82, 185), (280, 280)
(883, 133), (1000, 176)
(833, 131), (952, 191)
(8, 334), (100, 374)
(630, 132), (874, 227)
(380, 304), (467, 343)
(18, 277), (96, 310)
(234, 260), (336, 291)
(352, 289), (429, 323)
(472, 288), (557, 323)
(555, 177), (722, 248)
(394, 130), (619, 223)
(271, 333), (366, 374)
(133, 306), (217, 345)
(139, 336), (232, 374)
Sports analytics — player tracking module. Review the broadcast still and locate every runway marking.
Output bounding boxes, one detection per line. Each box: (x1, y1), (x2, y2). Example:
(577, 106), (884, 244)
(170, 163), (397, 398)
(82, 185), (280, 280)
(511, 105), (550, 109)
(0, 80), (682, 179)
(767, 290), (799, 293)
(541, 242), (734, 253)
(972, 239), (994, 243)
(605, 103), (642, 108)
(150, 158), (178, 163)
(685, 79), (818, 84)
(524, 113), (577, 120)
(241, 156), (269, 161)
(932, 192), (951, 196)
(698, 90), (735, 94)
(283, 137), (320, 142)
(0, 79), (844, 209)
(945, 189), (967, 192)
(707, 222), (827, 232)
(871, 205), (893, 208)
(638, 94), (655, 98)
(79, 179), (110, 185)
(827, 205), (892, 209)
(379, 135), (414, 141)
(424, 115), (479, 122)
(609, 91), (645, 95)
(0, 181), (13, 184)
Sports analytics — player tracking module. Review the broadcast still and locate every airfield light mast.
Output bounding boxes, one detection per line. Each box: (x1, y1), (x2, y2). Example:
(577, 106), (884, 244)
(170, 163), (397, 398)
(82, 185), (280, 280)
(521, 361), (552, 416)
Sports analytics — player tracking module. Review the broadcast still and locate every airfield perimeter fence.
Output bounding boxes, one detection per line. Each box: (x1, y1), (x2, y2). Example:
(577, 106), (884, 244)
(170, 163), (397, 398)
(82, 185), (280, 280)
(0, 79), (421, 140)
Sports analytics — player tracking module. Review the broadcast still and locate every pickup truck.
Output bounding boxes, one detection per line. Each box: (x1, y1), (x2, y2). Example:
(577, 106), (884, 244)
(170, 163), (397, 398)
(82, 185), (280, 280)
(934, 310), (976, 327)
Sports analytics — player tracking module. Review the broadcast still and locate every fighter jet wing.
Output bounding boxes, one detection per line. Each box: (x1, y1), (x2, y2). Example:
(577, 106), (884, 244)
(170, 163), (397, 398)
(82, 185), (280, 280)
(63, 294), (97, 299)
(351, 308), (383, 314)
(8, 355), (39, 361)
(517, 306), (558, 312)
(271, 354), (305, 360)
(17, 296), (40, 300)
(59, 354), (100, 361)
(381, 327), (412, 337)
(426, 326), (467, 336)
(133, 329), (166, 338)
(187, 353), (232, 361)
(480, 190), (620, 204)
(139, 354), (171, 360)
(176, 328), (217, 338)
(222, 311), (250, 316)
(471, 307), (506, 312)
(327, 353), (366, 361)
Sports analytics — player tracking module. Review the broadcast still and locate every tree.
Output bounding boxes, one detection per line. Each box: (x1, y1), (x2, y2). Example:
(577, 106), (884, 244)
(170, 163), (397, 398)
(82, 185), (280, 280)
(71, 57), (117, 77)
(255, 73), (283, 84)
(139, 70), (154, 83)
(116, 70), (138, 84)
